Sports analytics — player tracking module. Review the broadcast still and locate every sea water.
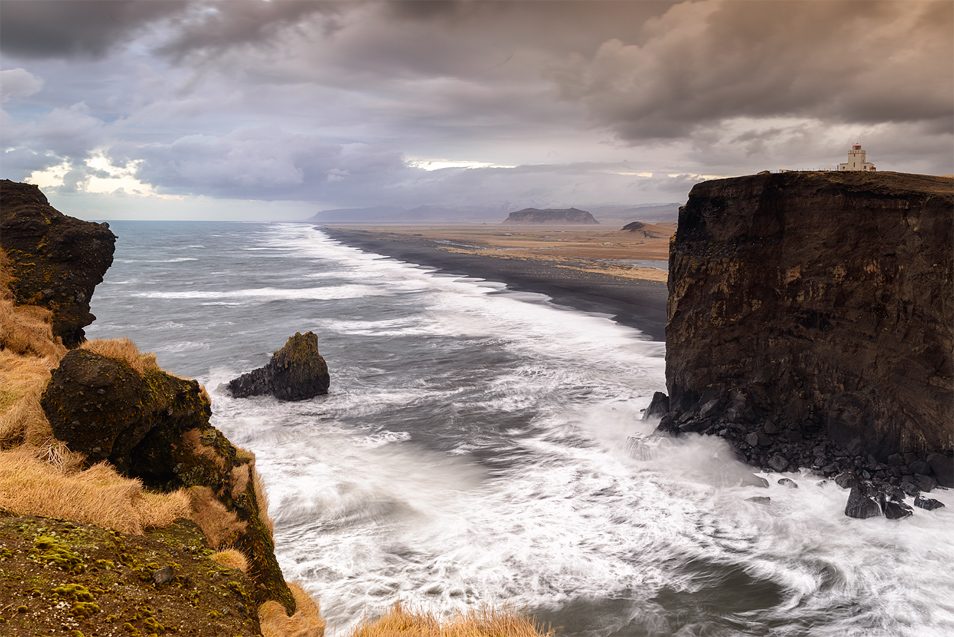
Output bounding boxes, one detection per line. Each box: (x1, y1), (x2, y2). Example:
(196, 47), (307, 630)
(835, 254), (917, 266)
(86, 221), (954, 637)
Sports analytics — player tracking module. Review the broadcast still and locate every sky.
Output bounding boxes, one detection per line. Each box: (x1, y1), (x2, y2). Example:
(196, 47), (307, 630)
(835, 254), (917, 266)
(1, 0), (952, 221)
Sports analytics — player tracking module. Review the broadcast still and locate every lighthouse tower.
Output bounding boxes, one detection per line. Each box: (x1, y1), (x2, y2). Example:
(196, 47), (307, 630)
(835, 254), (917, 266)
(838, 143), (876, 171)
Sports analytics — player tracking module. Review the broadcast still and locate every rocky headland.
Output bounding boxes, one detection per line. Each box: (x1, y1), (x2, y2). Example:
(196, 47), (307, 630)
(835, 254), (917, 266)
(653, 171), (953, 518)
(0, 180), (316, 635)
(0, 179), (115, 348)
(502, 207), (599, 225)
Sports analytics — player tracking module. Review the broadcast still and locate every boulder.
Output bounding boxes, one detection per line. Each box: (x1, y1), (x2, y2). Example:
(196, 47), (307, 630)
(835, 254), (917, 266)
(228, 332), (330, 401)
(884, 501), (914, 520)
(845, 483), (883, 519)
(643, 391), (670, 419)
(0, 180), (115, 347)
(927, 453), (954, 487)
(914, 496), (945, 511)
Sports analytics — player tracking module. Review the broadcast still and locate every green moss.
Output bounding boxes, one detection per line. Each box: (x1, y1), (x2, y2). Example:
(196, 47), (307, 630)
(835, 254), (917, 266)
(52, 583), (95, 601)
(95, 559), (115, 570)
(71, 601), (100, 618)
(30, 535), (85, 573)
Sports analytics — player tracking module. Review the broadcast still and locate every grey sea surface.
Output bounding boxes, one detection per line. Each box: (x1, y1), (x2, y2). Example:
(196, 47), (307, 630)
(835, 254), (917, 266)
(86, 221), (954, 637)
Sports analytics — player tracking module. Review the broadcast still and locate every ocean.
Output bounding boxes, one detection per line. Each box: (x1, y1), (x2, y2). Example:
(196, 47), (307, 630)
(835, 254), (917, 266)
(85, 221), (954, 637)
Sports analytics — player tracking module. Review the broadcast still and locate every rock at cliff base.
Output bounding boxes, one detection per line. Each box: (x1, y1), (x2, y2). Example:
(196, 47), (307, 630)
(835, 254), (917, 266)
(926, 453), (954, 488)
(228, 332), (330, 401)
(913, 496), (945, 511)
(845, 484), (883, 519)
(884, 501), (914, 520)
(643, 391), (670, 419)
(0, 180), (115, 347)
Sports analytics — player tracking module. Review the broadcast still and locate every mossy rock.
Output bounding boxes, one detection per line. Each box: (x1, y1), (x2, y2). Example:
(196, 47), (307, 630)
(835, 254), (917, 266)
(41, 350), (296, 614)
(0, 179), (115, 348)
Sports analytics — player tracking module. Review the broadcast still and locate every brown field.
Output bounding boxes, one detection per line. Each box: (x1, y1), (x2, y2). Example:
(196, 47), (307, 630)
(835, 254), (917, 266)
(327, 223), (676, 282)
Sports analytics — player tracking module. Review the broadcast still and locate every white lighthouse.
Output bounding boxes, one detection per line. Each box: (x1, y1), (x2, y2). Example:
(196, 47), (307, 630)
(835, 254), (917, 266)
(838, 143), (876, 171)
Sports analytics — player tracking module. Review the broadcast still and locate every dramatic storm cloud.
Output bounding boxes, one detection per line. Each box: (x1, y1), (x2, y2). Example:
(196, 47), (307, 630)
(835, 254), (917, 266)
(1, 0), (950, 220)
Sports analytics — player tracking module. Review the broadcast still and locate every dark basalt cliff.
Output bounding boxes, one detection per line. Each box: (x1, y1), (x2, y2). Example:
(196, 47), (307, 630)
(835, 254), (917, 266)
(657, 171), (953, 495)
(502, 207), (599, 225)
(0, 179), (115, 347)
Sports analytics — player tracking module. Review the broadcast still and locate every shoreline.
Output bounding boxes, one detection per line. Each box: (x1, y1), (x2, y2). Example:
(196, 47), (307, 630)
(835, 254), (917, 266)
(321, 226), (669, 341)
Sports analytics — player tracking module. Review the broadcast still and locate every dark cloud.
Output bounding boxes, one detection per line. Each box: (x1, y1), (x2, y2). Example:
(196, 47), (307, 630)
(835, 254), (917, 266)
(547, 0), (953, 140)
(0, 0), (188, 59)
(157, 1), (342, 61)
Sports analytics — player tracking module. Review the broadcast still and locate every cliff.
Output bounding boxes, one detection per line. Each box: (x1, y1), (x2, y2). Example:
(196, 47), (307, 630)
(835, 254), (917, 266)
(658, 171), (953, 495)
(0, 181), (313, 633)
(0, 179), (116, 348)
(502, 207), (599, 225)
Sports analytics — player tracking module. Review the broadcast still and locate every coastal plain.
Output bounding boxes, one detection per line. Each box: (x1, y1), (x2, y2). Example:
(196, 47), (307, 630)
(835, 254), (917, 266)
(322, 223), (674, 341)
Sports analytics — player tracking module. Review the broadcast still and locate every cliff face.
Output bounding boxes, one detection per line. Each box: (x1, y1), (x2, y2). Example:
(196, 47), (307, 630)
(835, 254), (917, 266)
(660, 172), (952, 480)
(0, 179), (116, 347)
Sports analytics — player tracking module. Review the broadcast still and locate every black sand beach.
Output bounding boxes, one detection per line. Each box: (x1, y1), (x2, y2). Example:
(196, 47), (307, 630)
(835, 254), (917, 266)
(322, 227), (669, 341)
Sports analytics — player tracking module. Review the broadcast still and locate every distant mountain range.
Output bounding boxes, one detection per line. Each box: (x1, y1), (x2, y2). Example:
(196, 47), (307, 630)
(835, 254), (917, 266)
(305, 202), (681, 224)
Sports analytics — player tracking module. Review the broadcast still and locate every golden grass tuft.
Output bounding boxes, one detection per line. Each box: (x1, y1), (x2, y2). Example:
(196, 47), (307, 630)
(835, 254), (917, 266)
(259, 582), (326, 637)
(79, 337), (160, 376)
(188, 486), (247, 549)
(183, 428), (226, 470)
(210, 548), (250, 573)
(252, 464), (275, 540)
(0, 372), (54, 448)
(0, 447), (191, 534)
(349, 603), (553, 637)
(231, 463), (250, 499)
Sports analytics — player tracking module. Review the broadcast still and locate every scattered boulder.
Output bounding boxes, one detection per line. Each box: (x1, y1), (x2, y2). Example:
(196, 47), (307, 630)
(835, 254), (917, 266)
(914, 496), (945, 511)
(747, 496), (772, 505)
(845, 483), (883, 519)
(778, 478), (798, 489)
(0, 179), (115, 347)
(228, 332), (329, 401)
(884, 501), (914, 520)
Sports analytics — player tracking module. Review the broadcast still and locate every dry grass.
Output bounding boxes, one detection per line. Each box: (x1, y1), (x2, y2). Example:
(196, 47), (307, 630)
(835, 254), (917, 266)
(210, 548), (250, 573)
(0, 447), (190, 534)
(183, 428), (226, 470)
(188, 486), (247, 549)
(350, 604), (553, 637)
(260, 582), (327, 637)
(231, 464), (251, 499)
(79, 337), (160, 376)
(0, 364), (54, 448)
(252, 464), (275, 540)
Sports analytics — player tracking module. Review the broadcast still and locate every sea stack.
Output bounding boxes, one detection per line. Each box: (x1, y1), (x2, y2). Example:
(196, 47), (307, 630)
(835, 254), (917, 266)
(228, 332), (330, 401)
(656, 171), (953, 497)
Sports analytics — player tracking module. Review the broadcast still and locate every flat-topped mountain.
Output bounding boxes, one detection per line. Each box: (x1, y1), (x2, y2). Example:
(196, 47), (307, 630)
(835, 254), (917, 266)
(502, 207), (599, 225)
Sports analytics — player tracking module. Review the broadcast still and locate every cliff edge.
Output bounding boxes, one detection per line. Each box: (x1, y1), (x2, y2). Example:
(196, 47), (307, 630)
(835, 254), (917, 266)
(658, 171), (953, 495)
(0, 179), (115, 348)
